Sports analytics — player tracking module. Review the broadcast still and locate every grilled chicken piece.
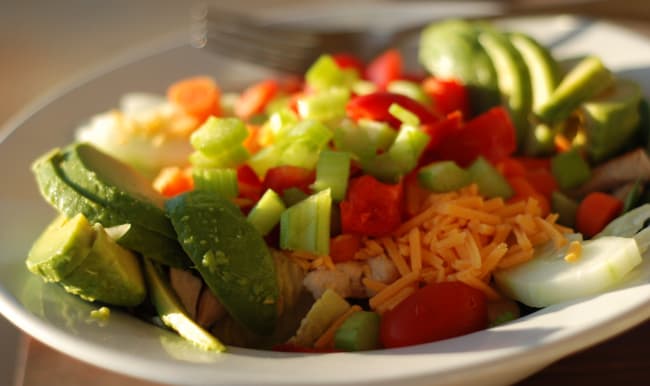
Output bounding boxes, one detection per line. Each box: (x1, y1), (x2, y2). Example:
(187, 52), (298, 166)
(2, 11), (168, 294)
(196, 286), (227, 329)
(169, 267), (203, 318)
(572, 148), (650, 197)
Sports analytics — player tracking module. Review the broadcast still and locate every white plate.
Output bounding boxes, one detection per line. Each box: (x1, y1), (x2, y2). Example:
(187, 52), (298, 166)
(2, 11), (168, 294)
(2, 12), (650, 386)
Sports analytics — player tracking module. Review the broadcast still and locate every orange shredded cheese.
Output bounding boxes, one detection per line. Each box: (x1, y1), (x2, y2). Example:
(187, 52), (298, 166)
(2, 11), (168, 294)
(313, 305), (362, 349)
(353, 184), (571, 310)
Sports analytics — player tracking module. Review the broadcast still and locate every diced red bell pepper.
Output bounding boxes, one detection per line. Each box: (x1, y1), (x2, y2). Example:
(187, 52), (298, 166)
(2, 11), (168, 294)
(340, 175), (403, 237)
(432, 107), (517, 167)
(237, 164), (263, 202)
(263, 165), (315, 196)
(419, 111), (464, 166)
(331, 53), (365, 76)
(235, 79), (279, 119)
(329, 233), (362, 263)
(422, 77), (470, 117)
(365, 49), (403, 89)
(346, 92), (440, 129)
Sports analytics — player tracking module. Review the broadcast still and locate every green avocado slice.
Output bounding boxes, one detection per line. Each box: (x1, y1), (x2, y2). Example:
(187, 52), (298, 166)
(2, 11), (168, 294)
(58, 143), (175, 239)
(477, 26), (532, 148)
(60, 223), (146, 307)
(31, 149), (190, 267)
(166, 191), (279, 336)
(418, 19), (500, 115)
(143, 258), (226, 352)
(27, 214), (95, 282)
(581, 78), (642, 163)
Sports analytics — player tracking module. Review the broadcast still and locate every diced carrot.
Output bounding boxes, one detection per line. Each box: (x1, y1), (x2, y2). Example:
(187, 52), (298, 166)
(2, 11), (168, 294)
(153, 167), (194, 197)
(243, 124), (262, 154)
(167, 76), (221, 123)
(329, 234), (363, 263)
(576, 192), (623, 238)
(235, 79), (279, 119)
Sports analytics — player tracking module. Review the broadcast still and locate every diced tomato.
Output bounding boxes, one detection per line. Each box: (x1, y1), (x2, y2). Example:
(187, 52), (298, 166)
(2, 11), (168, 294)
(496, 157), (527, 178)
(235, 79), (279, 119)
(263, 165), (315, 196)
(331, 53), (365, 76)
(340, 175), (403, 237)
(237, 165), (263, 202)
(422, 77), (470, 117)
(346, 92), (440, 129)
(380, 281), (488, 348)
(525, 168), (558, 199)
(432, 107), (517, 167)
(329, 234), (362, 263)
(365, 49), (403, 89)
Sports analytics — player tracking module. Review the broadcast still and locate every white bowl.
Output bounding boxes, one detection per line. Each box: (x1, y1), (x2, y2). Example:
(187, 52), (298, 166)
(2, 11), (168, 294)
(2, 13), (650, 386)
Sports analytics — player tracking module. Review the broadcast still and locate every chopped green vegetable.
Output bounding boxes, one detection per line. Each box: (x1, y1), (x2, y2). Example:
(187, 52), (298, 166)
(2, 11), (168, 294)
(311, 150), (351, 201)
(467, 157), (513, 198)
(551, 149), (591, 190)
(418, 160), (472, 192)
(334, 311), (381, 351)
(247, 189), (286, 236)
(388, 103), (421, 126)
(280, 189), (332, 256)
(192, 168), (238, 199)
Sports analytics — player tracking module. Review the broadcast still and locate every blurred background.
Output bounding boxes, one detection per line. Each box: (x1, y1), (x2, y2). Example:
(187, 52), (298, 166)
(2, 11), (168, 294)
(1, 0), (649, 385)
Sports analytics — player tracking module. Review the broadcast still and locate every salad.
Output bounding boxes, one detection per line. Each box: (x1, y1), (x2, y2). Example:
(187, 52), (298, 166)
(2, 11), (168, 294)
(25, 19), (650, 352)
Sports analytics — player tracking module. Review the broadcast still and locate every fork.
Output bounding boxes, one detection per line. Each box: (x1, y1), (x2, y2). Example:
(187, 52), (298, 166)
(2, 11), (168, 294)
(190, 0), (606, 74)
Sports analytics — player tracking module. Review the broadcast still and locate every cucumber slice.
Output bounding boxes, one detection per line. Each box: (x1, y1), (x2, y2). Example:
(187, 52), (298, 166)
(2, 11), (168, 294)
(494, 235), (642, 307)
(143, 258), (226, 352)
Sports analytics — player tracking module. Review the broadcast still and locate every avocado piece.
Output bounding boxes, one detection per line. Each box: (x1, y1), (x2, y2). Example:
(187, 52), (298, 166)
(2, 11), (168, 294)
(60, 223), (146, 307)
(166, 190), (279, 336)
(418, 19), (500, 115)
(58, 143), (175, 239)
(477, 26), (532, 148)
(290, 288), (350, 347)
(508, 32), (562, 156)
(535, 55), (613, 125)
(32, 149), (190, 267)
(26, 214), (95, 282)
(580, 78), (642, 163)
(143, 258), (226, 352)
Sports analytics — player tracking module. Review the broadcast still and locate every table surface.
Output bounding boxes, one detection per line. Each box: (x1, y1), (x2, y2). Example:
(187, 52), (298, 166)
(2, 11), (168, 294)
(2, 1), (650, 385)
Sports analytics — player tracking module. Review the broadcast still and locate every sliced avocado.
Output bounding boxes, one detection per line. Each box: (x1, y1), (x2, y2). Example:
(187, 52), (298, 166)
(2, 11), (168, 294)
(60, 223), (146, 307)
(32, 149), (190, 268)
(58, 143), (175, 239)
(508, 32), (562, 155)
(166, 190), (279, 336)
(418, 19), (500, 115)
(477, 26), (532, 148)
(143, 258), (226, 352)
(26, 214), (95, 282)
(535, 55), (613, 125)
(580, 78), (642, 163)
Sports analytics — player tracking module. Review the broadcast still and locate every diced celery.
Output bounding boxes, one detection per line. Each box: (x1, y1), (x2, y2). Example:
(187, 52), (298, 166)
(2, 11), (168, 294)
(388, 103), (421, 126)
(387, 80), (431, 105)
(305, 55), (357, 91)
(312, 150), (351, 201)
(352, 80), (378, 96)
(360, 153), (403, 183)
(358, 119), (398, 152)
(189, 147), (250, 169)
(334, 311), (381, 351)
(280, 189), (332, 256)
(551, 149), (591, 190)
(297, 88), (350, 122)
(467, 157), (513, 198)
(192, 168), (238, 199)
(264, 109), (300, 140)
(190, 117), (248, 155)
(247, 189), (286, 235)
(333, 119), (396, 160)
(387, 124), (429, 171)
(264, 95), (291, 115)
(247, 146), (282, 177)
(282, 187), (309, 207)
(418, 161), (472, 192)
(551, 191), (579, 227)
